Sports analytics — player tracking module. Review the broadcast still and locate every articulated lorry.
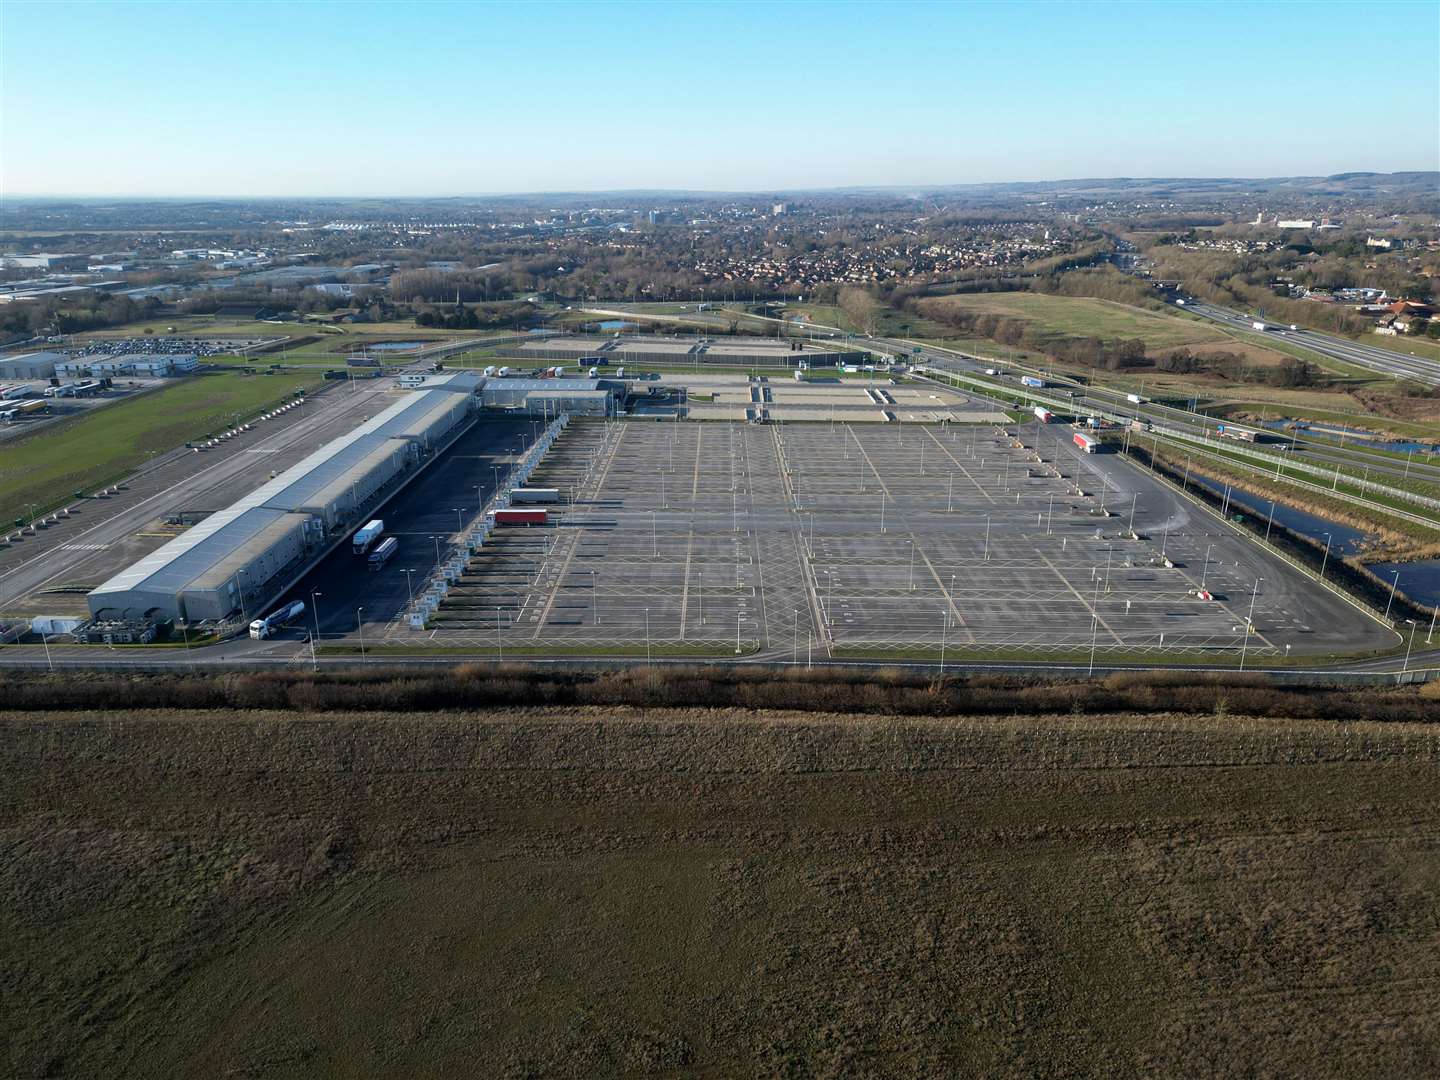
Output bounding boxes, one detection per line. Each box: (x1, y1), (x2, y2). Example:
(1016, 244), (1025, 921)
(249, 601), (306, 640)
(352, 519), (385, 555)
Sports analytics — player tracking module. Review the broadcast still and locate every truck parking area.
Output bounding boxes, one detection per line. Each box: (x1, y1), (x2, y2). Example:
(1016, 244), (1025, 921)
(395, 418), (1390, 660)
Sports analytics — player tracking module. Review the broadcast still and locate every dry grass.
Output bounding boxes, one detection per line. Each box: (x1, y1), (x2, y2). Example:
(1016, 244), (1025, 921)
(3, 702), (1439, 1078)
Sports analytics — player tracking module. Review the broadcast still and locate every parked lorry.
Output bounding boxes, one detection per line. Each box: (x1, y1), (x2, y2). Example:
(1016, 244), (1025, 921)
(1126, 393), (1143, 404)
(352, 519), (384, 555)
(494, 508), (547, 526)
(249, 601), (305, 640)
(1032, 405), (1054, 423)
(509, 488), (560, 504)
(1073, 431), (1099, 453)
(367, 536), (399, 570)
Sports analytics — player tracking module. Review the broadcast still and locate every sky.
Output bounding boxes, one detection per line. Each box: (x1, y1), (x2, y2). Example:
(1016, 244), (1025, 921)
(3, 0), (1437, 197)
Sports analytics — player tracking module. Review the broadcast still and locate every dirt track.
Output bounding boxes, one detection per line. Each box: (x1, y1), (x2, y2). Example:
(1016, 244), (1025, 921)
(4, 706), (1439, 1078)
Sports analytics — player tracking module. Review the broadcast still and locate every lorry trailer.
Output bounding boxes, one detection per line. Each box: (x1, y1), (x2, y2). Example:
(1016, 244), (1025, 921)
(1125, 393), (1143, 404)
(352, 519), (385, 554)
(494, 508), (547, 526)
(1032, 405), (1054, 423)
(1216, 423), (1259, 443)
(1073, 431), (1098, 453)
(509, 488), (560, 504)
(1020, 375), (1044, 388)
(249, 601), (305, 639)
(367, 536), (399, 570)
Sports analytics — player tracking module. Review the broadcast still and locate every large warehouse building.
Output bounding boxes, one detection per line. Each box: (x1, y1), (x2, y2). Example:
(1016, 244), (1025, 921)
(87, 380), (481, 624)
(0, 351), (64, 381)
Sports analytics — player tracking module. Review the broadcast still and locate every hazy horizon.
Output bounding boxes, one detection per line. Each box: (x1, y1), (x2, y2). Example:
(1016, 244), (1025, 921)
(3, 0), (1438, 198)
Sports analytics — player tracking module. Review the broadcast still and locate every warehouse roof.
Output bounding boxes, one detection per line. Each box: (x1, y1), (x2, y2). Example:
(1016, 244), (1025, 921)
(484, 378), (604, 392)
(89, 505), (302, 600)
(186, 512), (313, 592)
(249, 433), (403, 513)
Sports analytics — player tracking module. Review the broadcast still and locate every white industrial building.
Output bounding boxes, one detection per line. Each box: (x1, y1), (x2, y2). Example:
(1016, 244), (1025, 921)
(87, 381), (480, 624)
(0, 351), (63, 381)
(480, 377), (622, 417)
(55, 354), (199, 379)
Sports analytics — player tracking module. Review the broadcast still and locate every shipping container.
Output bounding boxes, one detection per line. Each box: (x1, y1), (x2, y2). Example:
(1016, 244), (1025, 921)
(494, 508), (547, 526)
(509, 488), (559, 504)
(1073, 431), (1098, 453)
(367, 536), (399, 569)
(352, 519), (385, 554)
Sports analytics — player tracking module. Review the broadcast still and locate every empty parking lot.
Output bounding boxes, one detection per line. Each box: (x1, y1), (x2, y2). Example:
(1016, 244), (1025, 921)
(393, 418), (1394, 662)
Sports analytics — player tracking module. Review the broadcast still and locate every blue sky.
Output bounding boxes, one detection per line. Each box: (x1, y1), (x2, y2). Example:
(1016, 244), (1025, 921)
(3, 0), (1437, 196)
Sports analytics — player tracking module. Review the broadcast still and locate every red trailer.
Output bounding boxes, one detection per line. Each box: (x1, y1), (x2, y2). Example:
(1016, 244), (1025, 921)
(1072, 431), (1098, 453)
(495, 508), (547, 526)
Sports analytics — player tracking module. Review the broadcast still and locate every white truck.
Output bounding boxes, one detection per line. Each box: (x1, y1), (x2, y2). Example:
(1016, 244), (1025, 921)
(249, 601), (305, 640)
(352, 519), (384, 555)
(1126, 393), (1143, 405)
(1251, 320), (1268, 331)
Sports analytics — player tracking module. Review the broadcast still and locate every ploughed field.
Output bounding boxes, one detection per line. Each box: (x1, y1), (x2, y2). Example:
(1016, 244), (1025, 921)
(4, 706), (1439, 1078)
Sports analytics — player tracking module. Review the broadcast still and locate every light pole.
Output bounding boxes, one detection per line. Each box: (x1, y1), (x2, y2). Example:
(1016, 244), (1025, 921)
(310, 590), (323, 650)
(1320, 533), (1332, 580)
(592, 568), (598, 625)
(1088, 576), (1101, 676)
(1384, 569), (1401, 622)
(1264, 500), (1275, 544)
(1199, 544), (1212, 592)
(908, 540), (915, 592)
(645, 607), (652, 664)
(452, 507), (464, 531)
(939, 607), (947, 674)
(1400, 620), (1418, 683)
(356, 607), (366, 662)
(1428, 602), (1437, 645)
(984, 514), (992, 561)
(497, 606), (503, 662)
(403, 568), (416, 602)
(1239, 577), (1261, 671)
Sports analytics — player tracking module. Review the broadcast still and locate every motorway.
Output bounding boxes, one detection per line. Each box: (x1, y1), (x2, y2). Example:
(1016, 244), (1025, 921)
(1182, 300), (1440, 388)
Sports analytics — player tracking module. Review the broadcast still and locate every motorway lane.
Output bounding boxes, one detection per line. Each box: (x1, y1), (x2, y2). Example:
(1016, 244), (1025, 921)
(1186, 302), (1440, 387)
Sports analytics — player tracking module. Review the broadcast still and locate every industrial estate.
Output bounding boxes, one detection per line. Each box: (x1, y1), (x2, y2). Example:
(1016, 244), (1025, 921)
(5, 1), (1440, 1075)
(0, 309), (1432, 671)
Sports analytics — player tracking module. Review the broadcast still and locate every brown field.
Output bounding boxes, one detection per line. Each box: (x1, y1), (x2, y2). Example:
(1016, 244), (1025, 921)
(4, 683), (1439, 1078)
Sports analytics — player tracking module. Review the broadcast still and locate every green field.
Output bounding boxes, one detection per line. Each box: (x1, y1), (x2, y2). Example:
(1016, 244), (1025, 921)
(920, 293), (1249, 350)
(0, 370), (323, 526)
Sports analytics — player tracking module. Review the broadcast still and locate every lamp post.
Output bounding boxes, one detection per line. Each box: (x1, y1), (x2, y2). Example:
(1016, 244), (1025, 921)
(452, 507), (464, 531)
(1384, 569), (1401, 622)
(403, 568), (416, 601)
(645, 607), (652, 664)
(496, 606), (503, 662)
(309, 590), (323, 650)
(1319, 533), (1332, 580)
(1400, 620), (1418, 683)
(1238, 577), (1261, 672)
(356, 606), (366, 662)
